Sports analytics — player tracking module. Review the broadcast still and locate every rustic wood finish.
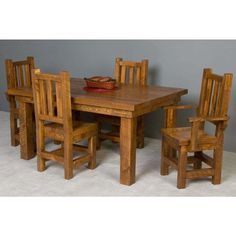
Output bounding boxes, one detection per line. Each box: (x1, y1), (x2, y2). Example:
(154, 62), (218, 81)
(120, 117), (137, 185)
(96, 58), (149, 149)
(7, 78), (187, 185)
(5, 57), (35, 146)
(161, 68), (233, 188)
(32, 69), (98, 179)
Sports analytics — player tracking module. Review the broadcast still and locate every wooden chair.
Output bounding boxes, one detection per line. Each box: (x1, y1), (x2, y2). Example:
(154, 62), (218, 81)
(160, 68), (233, 188)
(5, 57), (35, 146)
(96, 57), (149, 149)
(32, 69), (98, 179)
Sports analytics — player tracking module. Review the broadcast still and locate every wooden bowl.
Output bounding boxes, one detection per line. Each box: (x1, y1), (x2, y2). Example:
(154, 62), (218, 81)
(84, 76), (116, 89)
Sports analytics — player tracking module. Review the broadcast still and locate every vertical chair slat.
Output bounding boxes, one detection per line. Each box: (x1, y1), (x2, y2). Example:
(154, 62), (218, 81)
(121, 65), (126, 84)
(129, 67), (134, 84)
(24, 64), (31, 87)
(215, 80), (224, 116)
(210, 80), (219, 116)
(203, 77), (214, 116)
(56, 81), (63, 118)
(15, 66), (19, 87)
(46, 80), (54, 116)
(140, 60), (148, 85)
(136, 67), (141, 83)
(18, 65), (24, 87)
(39, 80), (47, 115)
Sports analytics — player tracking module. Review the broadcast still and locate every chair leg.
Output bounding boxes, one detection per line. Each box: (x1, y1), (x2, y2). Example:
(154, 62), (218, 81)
(10, 113), (19, 146)
(64, 138), (73, 180)
(212, 147), (223, 185)
(37, 121), (46, 172)
(9, 98), (19, 146)
(177, 146), (188, 189)
(88, 136), (97, 169)
(160, 137), (170, 175)
(37, 155), (46, 172)
(96, 121), (102, 150)
(137, 116), (144, 149)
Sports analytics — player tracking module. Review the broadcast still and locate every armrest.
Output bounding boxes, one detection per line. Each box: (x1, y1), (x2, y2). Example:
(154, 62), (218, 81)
(188, 117), (204, 123)
(188, 116), (229, 150)
(205, 116), (229, 122)
(188, 116), (229, 123)
(188, 117), (205, 150)
(164, 105), (196, 128)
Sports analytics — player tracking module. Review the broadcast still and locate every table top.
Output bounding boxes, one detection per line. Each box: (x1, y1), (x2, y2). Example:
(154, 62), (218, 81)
(7, 78), (188, 113)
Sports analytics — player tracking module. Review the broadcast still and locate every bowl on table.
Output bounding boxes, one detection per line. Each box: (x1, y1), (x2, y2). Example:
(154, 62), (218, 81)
(84, 76), (116, 90)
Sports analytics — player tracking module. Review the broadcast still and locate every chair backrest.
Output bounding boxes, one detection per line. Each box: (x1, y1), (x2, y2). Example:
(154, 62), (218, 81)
(197, 68), (233, 119)
(32, 69), (72, 130)
(5, 57), (35, 89)
(114, 57), (148, 85)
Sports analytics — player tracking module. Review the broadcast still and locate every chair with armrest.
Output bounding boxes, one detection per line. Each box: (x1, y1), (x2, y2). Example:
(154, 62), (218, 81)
(161, 68), (233, 188)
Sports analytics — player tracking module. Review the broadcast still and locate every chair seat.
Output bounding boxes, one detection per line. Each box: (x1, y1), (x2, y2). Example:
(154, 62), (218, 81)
(45, 121), (97, 141)
(161, 127), (217, 147)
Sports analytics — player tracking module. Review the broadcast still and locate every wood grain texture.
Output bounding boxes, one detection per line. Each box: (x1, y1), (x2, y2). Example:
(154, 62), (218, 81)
(32, 69), (98, 180)
(18, 100), (35, 160)
(120, 117), (137, 185)
(96, 57), (149, 148)
(5, 57), (35, 146)
(161, 68), (233, 188)
(6, 78), (187, 185)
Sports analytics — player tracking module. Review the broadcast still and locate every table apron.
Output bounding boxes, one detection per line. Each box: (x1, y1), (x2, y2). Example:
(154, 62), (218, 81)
(73, 97), (180, 118)
(15, 95), (181, 119)
(72, 104), (134, 118)
(133, 97), (180, 117)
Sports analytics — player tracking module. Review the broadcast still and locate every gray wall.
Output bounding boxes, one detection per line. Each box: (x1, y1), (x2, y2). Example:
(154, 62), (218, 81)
(0, 40), (236, 152)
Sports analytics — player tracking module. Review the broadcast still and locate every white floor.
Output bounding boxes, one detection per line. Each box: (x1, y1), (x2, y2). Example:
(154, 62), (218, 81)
(1, 110), (236, 196)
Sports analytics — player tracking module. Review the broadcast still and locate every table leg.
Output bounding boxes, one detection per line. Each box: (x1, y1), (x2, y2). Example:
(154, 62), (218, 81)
(120, 117), (137, 185)
(19, 101), (36, 160)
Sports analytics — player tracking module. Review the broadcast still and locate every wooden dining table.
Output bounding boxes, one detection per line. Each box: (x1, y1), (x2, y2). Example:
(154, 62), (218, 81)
(6, 78), (187, 185)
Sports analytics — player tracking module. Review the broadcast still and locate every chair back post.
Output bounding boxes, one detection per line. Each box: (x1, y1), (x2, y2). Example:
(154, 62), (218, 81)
(220, 73), (233, 116)
(31, 68), (42, 126)
(140, 59), (149, 86)
(197, 68), (212, 117)
(5, 59), (15, 89)
(114, 57), (122, 83)
(60, 71), (73, 136)
(27, 56), (35, 68)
